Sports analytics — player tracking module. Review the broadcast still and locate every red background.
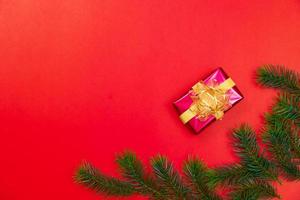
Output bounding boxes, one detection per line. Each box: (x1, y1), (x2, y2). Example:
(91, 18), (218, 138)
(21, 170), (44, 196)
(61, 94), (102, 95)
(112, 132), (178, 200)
(1, 0), (300, 199)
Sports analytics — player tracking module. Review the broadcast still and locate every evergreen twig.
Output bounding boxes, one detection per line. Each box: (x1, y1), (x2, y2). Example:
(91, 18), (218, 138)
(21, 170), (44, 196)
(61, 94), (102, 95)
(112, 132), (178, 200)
(232, 125), (278, 182)
(151, 155), (189, 199)
(230, 180), (279, 200)
(183, 158), (221, 200)
(257, 64), (300, 95)
(269, 93), (300, 157)
(116, 151), (165, 199)
(273, 93), (300, 122)
(263, 113), (300, 180)
(209, 164), (254, 187)
(75, 162), (134, 196)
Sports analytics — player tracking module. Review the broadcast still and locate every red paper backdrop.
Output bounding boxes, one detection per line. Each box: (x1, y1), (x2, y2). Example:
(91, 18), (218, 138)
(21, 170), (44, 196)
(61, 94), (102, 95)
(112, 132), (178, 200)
(1, 0), (300, 199)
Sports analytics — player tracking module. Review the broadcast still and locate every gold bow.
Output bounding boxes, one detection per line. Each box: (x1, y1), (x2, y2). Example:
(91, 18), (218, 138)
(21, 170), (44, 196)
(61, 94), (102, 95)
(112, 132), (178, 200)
(179, 78), (235, 124)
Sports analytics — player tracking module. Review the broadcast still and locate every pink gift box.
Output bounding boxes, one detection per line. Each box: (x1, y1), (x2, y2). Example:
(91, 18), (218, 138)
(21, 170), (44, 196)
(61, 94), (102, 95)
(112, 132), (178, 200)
(174, 68), (243, 133)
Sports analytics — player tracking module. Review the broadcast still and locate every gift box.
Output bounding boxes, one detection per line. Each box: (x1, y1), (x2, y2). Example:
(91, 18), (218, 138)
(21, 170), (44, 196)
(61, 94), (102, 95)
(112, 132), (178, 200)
(174, 68), (243, 133)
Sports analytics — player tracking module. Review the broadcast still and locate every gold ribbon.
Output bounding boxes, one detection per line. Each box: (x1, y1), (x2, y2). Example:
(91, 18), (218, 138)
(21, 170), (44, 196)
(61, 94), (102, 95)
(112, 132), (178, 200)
(179, 78), (235, 124)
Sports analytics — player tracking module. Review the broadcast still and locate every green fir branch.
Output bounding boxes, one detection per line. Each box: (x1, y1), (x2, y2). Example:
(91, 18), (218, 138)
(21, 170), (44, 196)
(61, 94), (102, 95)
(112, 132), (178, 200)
(230, 181), (279, 200)
(273, 93), (300, 122)
(263, 113), (300, 180)
(183, 158), (221, 200)
(290, 127), (300, 158)
(209, 164), (255, 187)
(116, 151), (165, 199)
(268, 93), (300, 157)
(232, 125), (278, 182)
(75, 162), (134, 196)
(257, 65), (300, 95)
(151, 155), (189, 199)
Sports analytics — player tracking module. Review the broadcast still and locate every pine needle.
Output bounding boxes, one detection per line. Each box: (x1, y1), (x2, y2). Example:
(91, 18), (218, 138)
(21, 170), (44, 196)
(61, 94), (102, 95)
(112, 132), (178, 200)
(257, 65), (300, 95)
(151, 155), (188, 199)
(230, 180), (280, 200)
(75, 162), (134, 196)
(232, 125), (278, 182)
(263, 113), (300, 180)
(183, 158), (221, 200)
(273, 93), (300, 121)
(116, 151), (164, 199)
(209, 164), (255, 187)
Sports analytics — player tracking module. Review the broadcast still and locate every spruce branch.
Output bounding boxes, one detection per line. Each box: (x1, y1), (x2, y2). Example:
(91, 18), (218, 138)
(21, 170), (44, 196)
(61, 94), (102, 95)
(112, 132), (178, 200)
(263, 131), (300, 180)
(257, 65), (300, 95)
(230, 181), (279, 200)
(75, 162), (134, 196)
(116, 151), (165, 199)
(183, 158), (221, 200)
(209, 164), (255, 187)
(263, 114), (300, 180)
(273, 93), (300, 122)
(232, 125), (278, 182)
(151, 155), (189, 199)
(290, 127), (300, 158)
(267, 93), (300, 157)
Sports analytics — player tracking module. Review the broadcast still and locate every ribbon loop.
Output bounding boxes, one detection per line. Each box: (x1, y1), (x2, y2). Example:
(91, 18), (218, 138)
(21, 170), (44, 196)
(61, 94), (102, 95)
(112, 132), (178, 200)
(179, 78), (235, 124)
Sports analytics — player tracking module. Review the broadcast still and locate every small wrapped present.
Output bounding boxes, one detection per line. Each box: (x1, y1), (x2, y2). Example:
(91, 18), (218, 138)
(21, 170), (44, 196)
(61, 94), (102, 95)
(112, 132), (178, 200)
(174, 68), (243, 133)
